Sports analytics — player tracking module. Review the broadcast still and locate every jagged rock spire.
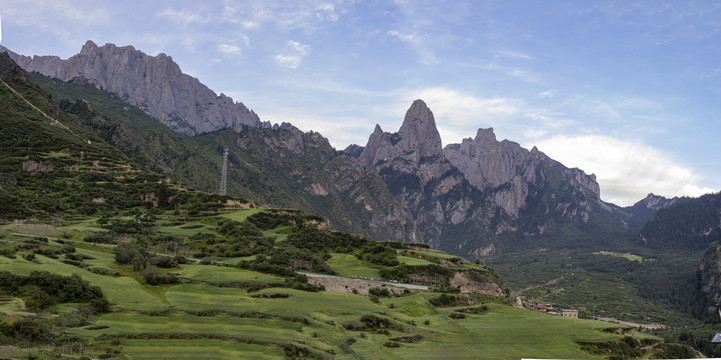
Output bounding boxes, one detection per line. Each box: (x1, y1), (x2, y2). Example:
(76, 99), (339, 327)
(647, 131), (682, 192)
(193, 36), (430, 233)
(398, 99), (443, 159)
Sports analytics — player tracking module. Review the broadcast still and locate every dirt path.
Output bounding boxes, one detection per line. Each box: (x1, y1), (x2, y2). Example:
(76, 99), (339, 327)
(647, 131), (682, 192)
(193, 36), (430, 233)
(595, 316), (666, 330)
(303, 273), (428, 295)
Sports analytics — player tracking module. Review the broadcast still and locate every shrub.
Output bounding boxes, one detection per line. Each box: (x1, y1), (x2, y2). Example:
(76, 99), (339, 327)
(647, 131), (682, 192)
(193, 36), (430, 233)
(369, 287), (392, 297)
(143, 268), (179, 285)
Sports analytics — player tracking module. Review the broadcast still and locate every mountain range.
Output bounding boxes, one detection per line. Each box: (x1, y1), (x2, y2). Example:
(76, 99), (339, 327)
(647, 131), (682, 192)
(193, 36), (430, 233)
(6, 41), (721, 355)
(0, 41), (711, 257)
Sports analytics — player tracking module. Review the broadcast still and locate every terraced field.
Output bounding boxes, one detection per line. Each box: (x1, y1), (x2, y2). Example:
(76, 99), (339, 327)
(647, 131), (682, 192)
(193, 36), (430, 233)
(0, 229), (667, 359)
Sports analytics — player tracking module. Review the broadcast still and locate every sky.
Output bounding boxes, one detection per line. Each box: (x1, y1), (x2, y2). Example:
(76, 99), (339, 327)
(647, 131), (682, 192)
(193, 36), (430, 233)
(1, 0), (720, 206)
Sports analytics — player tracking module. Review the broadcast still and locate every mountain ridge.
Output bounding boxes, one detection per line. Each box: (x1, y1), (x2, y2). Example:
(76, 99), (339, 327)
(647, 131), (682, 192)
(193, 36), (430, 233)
(1, 41), (261, 136)
(2, 43), (671, 257)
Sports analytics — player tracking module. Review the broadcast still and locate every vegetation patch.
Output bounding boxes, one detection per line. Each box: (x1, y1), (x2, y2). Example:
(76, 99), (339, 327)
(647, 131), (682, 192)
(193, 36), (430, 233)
(390, 334), (423, 343)
(455, 305), (489, 315)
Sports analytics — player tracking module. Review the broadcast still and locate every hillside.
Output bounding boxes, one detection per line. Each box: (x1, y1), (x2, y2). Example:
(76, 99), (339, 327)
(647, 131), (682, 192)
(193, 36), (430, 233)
(640, 192), (721, 250)
(1, 41), (261, 135)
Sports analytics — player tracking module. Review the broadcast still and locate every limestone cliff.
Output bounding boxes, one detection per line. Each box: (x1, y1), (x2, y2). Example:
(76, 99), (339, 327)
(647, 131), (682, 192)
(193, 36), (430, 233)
(444, 127), (602, 219)
(231, 124), (418, 243)
(359, 100), (503, 248)
(1, 41), (260, 135)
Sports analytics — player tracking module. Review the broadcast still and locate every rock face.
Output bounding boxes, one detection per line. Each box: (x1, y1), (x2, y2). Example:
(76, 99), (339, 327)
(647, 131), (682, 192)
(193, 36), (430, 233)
(633, 193), (681, 212)
(699, 242), (721, 312)
(359, 100), (493, 247)
(231, 124), (418, 244)
(4, 41), (628, 256)
(1, 41), (260, 135)
(444, 127), (601, 218)
(357, 100), (622, 255)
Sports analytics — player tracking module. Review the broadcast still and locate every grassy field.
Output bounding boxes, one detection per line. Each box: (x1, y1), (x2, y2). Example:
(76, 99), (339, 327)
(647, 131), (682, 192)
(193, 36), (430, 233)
(413, 249), (458, 260)
(120, 339), (286, 360)
(0, 217), (674, 359)
(0, 253), (168, 312)
(0, 236), (669, 360)
(398, 255), (434, 265)
(220, 208), (264, 222)
(176, 264), (283, 284)
(593, 251), (648, 262)
(327, 253), (381, 278)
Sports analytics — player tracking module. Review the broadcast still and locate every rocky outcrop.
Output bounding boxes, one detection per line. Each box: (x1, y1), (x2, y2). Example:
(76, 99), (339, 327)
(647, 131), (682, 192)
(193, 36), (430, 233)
(699, 242), (721, 311)
(444, 127), (601, 218)
(450, 270), (504, 296)
(359, 100), (506, 248)
(1, 41), (260, 135)
(633, 193), (681, 212)
(232, 124), (418, 243)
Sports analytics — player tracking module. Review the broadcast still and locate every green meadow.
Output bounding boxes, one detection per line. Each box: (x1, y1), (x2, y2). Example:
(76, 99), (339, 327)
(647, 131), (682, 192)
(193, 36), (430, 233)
(0, 210), (682, 359)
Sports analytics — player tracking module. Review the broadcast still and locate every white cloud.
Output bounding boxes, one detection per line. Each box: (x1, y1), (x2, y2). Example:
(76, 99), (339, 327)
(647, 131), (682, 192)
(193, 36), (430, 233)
(274, 40), (310, 68)
(217, 43), (241, 55)
(539, 89), (557, 98)
(533, 135), (714, 206)
(223, 1), (345, 32)
(394, 87), (526, 145)
(156, 9), (210, 27)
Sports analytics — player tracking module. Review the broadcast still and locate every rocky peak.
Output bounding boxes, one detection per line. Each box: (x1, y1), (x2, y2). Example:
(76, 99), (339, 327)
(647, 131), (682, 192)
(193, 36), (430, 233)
(444, 128), (531, 191)
(634, 193), (680, 211)
(359, 100), (444, 170)
(475, 127), (497, 147)
(80, 40), (99, 55)
(444, 126), (602, 218)
(398, 99), (443, 159)
(0, 51), (27, 79)
(2, 41), (261, 136)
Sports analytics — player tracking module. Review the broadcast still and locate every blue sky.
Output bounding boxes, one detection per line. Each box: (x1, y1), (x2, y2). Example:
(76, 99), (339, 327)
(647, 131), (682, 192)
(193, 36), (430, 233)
(1, 0), (720, 206)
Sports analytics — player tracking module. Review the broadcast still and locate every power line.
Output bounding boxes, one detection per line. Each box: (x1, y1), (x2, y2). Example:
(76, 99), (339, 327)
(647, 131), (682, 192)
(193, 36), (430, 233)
(0, 75), (89, 143)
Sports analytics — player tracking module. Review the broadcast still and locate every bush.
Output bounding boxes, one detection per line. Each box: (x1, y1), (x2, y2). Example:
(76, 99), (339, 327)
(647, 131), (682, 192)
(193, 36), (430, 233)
(369, 287), (392, 297)
(84, 233), (115, 244)
(150, 256), (178, 269)
(143, 268), (179, 285)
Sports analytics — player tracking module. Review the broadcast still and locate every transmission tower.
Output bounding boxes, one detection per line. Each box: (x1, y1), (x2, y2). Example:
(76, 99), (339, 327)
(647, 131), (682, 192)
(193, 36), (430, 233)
(219, 148), (228, 195)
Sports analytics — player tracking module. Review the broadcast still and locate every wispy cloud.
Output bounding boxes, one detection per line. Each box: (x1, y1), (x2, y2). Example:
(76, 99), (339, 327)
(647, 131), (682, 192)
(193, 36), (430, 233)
(387, 29), (438, 65)
(538, 89), (557, 99)
(534, 135), (714, 206)
(217, 44), (241, 55)
(493, 50), (533, 60)
(156, 8), (210, 27)
(223, 1), (345, 32)
(274, 40), (311, 68)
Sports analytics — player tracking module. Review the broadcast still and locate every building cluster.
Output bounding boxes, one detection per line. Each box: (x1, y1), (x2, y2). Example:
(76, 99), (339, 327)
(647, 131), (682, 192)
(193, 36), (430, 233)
(513, 296), (578, 318)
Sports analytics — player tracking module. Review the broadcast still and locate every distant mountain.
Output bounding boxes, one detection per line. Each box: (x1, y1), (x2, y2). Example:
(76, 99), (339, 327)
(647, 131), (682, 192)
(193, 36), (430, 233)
(444, 127), (601, 219)
(358, 100), (630, 256)
(623, 193), (685, 225)
(0, 52), (211, 220)
(1, 41), (260, 135)
(22, 69), (417, 244)
(3, 42), (639, 256)
(359, 100), (499, 249)
(640, 192), (721, 250)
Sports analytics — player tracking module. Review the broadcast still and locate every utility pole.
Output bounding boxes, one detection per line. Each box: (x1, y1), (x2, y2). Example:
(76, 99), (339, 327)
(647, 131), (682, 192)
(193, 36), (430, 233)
(219, 148), (228, 195)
